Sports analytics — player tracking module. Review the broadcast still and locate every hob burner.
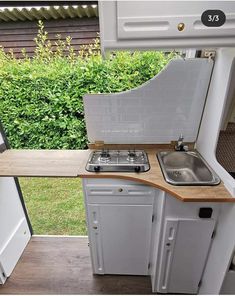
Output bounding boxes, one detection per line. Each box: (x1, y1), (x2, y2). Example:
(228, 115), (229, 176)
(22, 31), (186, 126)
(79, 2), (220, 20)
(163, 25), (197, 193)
(99, 150), (111, 162)
(127, 151), (137, 162)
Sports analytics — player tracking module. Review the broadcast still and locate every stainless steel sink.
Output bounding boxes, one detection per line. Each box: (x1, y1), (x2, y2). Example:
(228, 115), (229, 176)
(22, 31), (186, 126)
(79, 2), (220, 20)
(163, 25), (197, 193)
(157, 151), (220, 186)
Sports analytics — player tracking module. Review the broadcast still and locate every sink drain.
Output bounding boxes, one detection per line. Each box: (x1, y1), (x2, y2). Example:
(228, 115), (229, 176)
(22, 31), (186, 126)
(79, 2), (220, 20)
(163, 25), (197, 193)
(173, 171), (181, 177)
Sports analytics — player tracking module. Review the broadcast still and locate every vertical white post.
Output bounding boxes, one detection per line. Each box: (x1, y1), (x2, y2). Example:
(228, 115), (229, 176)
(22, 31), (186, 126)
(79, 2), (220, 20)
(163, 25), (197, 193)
(196, 48), (235, 196)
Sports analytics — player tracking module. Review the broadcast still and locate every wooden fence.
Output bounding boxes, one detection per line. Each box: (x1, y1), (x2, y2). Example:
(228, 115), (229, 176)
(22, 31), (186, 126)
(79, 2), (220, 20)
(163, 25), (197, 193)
(0, 17), (99, 58)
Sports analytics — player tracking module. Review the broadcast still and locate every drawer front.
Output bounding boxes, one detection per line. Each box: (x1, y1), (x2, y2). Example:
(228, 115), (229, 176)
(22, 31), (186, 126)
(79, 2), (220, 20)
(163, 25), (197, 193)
(86, 184), (154, 196)
(86, 186), (154, 205)
(83, 178), (156, 204)
(84, 178), (146, 186)
(86, 194), (154, 205)
(85, 184), (155, 204)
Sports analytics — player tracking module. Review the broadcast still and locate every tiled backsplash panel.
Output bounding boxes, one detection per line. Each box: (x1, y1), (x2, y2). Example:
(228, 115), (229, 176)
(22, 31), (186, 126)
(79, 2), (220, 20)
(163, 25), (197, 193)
(83, 58), (213, 144)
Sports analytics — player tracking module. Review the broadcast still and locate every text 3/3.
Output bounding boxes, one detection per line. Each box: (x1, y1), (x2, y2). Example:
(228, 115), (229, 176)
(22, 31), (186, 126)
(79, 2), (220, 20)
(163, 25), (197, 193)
(201, 10), (226, 27)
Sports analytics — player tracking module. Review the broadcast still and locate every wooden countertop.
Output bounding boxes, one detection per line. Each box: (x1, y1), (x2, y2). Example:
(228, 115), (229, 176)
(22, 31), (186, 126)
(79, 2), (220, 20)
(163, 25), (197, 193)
(0, 149), (89, 177)
(0, 148), (234, 203)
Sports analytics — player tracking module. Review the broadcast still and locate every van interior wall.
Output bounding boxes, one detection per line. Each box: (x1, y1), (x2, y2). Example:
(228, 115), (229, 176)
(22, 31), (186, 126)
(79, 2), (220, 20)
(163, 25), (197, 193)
(216, 62), (235, 175)
(216, 123), (235, 174)
(220, 80), (235, 130)
(196, 48), (235, 196)
(198, 55), (235, 293)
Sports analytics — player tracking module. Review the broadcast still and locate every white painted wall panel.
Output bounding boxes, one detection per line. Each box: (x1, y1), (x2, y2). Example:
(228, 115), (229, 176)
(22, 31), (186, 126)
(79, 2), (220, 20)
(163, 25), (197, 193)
(84, 58), (213, 144)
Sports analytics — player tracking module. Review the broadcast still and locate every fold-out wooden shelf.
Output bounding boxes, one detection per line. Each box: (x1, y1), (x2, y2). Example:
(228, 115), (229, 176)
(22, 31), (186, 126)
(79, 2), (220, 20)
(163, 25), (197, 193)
(0, 149), (90, 177)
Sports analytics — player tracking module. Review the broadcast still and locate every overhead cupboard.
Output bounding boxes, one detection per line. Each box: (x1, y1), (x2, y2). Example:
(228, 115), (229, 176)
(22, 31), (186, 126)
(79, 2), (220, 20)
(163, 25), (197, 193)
(99, 1), (235, 52)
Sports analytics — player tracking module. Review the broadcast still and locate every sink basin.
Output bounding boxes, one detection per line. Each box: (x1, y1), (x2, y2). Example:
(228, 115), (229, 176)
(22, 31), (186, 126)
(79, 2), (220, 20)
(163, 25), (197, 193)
(157, 151), (220, 186)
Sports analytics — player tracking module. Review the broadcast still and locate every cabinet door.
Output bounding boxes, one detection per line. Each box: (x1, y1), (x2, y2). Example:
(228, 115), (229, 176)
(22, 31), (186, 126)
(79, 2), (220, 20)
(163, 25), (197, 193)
(101, 204), (153, 275)
(88, 204), (153, 275)
(158, 218), (215, 294)
(86, 204), (104, 274)
(0, 177), (31, 284)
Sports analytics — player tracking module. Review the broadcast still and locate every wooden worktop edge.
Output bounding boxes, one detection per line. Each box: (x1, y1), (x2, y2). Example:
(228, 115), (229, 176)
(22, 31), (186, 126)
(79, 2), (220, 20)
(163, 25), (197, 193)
(78, 173), (235, 203)
(88, 143), (195, 150)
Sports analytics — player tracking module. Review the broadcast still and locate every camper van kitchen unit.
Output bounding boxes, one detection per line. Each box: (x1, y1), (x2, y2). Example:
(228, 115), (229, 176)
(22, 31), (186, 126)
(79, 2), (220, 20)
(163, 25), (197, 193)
(1, 1), (235, 294)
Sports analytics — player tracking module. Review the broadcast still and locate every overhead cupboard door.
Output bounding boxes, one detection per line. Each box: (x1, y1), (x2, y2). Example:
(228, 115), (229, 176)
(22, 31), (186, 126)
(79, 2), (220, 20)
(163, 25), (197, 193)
(99, 1), (235, 50)
(117, 1), (235, 40)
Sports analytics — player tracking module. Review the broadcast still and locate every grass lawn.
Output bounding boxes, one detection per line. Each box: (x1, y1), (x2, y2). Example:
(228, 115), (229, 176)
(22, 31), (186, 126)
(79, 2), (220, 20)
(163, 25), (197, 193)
(19, 178), (87, 235)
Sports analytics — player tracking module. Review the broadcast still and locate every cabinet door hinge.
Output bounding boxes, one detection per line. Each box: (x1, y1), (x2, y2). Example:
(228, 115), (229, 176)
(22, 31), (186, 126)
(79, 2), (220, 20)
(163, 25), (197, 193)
(148, 262), (151, 269)
(201, 49), (216, 59)
(152, 215), (154, 223)
(211, 230), (216, 239)
(198, 279), (202, 288)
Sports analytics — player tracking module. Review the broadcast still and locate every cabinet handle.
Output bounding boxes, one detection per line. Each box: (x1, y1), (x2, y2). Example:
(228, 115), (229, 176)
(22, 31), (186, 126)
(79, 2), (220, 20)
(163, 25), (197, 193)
(118, 188), (123, 192)
(93, 226), (98, 230)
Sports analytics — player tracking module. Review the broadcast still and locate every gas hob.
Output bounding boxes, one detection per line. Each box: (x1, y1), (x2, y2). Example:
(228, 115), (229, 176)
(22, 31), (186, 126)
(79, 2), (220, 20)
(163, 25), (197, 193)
(86, 150), (150, 173)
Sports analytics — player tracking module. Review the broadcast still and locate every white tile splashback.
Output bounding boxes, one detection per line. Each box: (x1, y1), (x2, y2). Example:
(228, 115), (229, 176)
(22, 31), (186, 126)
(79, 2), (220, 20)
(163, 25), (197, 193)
(83, 58), (213, 144)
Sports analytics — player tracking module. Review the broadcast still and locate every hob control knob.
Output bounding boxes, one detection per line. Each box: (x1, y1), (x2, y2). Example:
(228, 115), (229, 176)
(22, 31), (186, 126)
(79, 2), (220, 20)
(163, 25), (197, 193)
(94, 166), (100, 172)
(135, 166), (141, 173)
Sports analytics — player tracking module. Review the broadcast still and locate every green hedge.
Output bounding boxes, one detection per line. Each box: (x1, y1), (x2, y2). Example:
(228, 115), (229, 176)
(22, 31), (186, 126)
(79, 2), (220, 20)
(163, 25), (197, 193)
(0, 21), (176, 149)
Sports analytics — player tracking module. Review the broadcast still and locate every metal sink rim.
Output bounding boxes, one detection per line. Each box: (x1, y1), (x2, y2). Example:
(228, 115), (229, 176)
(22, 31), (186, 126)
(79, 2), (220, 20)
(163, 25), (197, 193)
(157, 151), (221, 186)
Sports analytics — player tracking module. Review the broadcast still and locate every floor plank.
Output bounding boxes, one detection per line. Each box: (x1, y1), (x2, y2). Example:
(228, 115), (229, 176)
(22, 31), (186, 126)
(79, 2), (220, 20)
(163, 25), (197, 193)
(0, 236), (153, 295)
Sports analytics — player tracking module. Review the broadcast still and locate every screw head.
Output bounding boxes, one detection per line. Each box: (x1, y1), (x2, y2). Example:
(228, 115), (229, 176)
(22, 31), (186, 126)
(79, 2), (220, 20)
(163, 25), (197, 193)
(178, 23), (185, 31)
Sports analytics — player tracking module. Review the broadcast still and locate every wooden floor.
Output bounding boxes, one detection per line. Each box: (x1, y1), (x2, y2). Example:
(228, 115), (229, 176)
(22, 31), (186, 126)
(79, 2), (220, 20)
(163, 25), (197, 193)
(0, 236), (153, 295)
